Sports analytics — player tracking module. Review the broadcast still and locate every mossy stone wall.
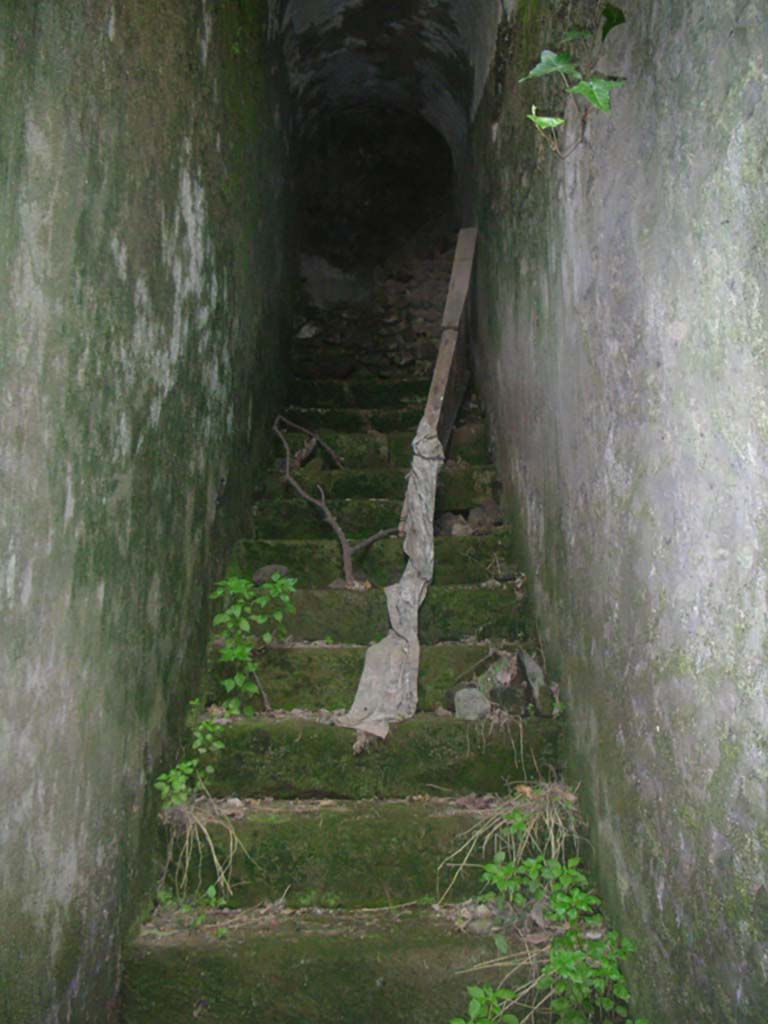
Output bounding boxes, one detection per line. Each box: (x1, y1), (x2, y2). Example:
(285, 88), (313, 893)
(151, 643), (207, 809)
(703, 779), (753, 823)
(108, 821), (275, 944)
(0, 2), (292, 1020)
(469, 2), (768, 1020)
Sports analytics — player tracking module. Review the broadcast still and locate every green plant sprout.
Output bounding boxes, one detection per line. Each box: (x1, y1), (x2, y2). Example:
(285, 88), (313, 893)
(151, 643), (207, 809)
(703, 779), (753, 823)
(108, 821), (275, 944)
(445, 792), (650, 1024)
(154, 699), (225, 809)
(210, 572), (296, 716)
(153, 698), (250, 906)
(520, 4), (626, 158)
(155, 883), (229, 929)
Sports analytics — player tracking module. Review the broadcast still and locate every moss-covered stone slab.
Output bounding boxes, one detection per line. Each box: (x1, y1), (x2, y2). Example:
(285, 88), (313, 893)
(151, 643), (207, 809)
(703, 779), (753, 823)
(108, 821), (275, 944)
(251, 642), (492, 710)
(230, 528), (514, 587)
(288, 583), (529, 643)
(252, 496), (402, 539)
(272, 429), (393, 469)
(205, 714), (561, 799)
(290, 376), (430, 409)
(283, 404), (422, 433)
(391, 422), (489, 465)
(270, 424), (491, 471)
(121, 909), (497, 1024)
(262, 464), (496, 506)
(163, 799), (486, 909)
(444, 420), (491, 465)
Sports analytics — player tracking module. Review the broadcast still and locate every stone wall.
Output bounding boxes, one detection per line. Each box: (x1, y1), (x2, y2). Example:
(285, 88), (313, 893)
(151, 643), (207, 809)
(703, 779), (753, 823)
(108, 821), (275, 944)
(469, 1), (768, 1020)
(0, 2), (292, 1020)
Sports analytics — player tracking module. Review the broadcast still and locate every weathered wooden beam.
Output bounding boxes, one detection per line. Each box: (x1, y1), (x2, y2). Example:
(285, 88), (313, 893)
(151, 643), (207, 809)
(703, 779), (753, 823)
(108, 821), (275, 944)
(424, 226), (477, 447)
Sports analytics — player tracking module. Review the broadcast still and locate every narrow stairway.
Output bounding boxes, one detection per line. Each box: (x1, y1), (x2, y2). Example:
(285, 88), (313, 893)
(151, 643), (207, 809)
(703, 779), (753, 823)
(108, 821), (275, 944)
(121, 228), (562, 1022)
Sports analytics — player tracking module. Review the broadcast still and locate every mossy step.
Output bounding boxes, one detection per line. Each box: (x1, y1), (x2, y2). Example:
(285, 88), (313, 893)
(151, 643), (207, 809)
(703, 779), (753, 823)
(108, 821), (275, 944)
(252, 497), (402, 540)
(418, 420), (491, 466)
(269, 420), (490, 470)
(273, 429), (392, 470)
(292, 356), (436, 383)
(262, 464), (496, 506)
(282, 405), (422, 433)
(206, 714), (561, 799)
(121, 908), (496, 1024)
(163, 799), (487, 909)
(287, 583), (528, 644)
(289, 377), (430, 409)
(232, 529), (514, 588)
(250, 642), (493, 711)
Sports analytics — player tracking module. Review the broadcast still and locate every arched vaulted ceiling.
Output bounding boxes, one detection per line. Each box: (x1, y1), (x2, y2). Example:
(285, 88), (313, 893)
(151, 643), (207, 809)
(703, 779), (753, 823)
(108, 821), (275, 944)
(270, 0), (509, 158)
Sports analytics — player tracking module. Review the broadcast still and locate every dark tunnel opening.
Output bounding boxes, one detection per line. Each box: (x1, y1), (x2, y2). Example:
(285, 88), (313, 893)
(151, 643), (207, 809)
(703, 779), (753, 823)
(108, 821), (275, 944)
(295, 106), (455, 276)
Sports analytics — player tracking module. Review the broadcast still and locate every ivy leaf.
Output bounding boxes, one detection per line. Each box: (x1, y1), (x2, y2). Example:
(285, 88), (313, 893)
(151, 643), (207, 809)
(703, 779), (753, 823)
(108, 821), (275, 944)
(602, 3), (625, 39)
(527, 105), (565, 130)
(519, 50), (581, 83)
(567, 76), (624, 112)
(494, 934), (510, 954)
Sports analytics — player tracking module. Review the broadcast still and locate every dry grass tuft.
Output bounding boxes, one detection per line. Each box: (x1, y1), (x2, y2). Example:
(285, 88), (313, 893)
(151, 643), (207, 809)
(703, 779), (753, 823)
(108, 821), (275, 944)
(160, 794), (252, 900)
(437, 781), (581, 904)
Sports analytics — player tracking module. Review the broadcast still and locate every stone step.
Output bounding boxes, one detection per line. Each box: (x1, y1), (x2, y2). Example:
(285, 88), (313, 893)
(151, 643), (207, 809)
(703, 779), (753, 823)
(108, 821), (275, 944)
(268, 419), (490, 472)
(205, 714), (561, 800)
(261, 463), (496, 506)
(253, 497), (403, 540)
(230, 528), (514, 588)
(121, 908), (497, 1024)
(246, 642), (504, 712)
(287, 376), (431, 409)
(292, 351), (436, 382)
(286, 582), (527, 644)
(282, 404), (422, 433)
(161, 798), (488, 909)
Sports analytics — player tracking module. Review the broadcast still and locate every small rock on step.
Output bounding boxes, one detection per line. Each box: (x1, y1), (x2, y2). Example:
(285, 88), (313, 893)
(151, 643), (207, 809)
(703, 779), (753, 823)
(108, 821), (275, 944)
(466, 502), (502, 535)
(517, 650), (554, 716)
(296, 321), (322, 340)
(478, 654), (528, 714)
(444, 653), (530, 717)
(453, 685), (492, 721)
(436, 512), (470, 537)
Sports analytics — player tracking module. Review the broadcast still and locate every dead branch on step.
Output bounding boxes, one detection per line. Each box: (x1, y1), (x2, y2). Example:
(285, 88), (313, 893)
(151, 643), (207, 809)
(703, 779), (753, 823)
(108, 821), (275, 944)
(274, 414), (345, 470)
(273, 415), (399, 589)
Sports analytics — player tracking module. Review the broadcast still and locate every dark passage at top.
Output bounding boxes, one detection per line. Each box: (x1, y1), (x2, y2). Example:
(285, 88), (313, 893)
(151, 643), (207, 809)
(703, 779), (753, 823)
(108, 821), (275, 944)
(297, 106), (454, 270)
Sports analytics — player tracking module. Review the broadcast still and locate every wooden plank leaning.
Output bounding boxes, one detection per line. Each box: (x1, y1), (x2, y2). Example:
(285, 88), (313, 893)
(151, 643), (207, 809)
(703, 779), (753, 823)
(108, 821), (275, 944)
(336, 227), (479, 749)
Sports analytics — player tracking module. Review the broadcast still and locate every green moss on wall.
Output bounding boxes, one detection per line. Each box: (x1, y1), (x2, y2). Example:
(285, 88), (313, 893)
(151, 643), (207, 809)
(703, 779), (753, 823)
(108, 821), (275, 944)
(0, 2), (293, 1020)
(468, 1), (768, 1020)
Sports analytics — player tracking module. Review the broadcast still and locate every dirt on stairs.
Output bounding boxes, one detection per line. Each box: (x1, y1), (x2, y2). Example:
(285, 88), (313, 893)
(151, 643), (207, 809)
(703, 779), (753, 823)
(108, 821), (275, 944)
(120, 227), (563, 1023)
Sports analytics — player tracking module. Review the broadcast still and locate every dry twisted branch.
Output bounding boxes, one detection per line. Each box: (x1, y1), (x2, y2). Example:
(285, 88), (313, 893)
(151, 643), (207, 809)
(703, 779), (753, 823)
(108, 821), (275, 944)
(273, 415), (399, 588)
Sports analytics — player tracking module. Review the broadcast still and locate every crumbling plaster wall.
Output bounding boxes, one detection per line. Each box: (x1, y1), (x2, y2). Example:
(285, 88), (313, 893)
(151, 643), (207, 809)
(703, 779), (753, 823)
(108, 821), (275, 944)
(0, 2), (292, 1020)
(469, 1), (768, 1020)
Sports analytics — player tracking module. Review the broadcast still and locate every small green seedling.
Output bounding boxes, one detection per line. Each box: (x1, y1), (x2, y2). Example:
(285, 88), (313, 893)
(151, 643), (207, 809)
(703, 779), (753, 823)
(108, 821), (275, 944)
(154, 699), (225, 810)
(451, 795), (651, 1024)
(210, 572), (296, 716)
(450, 984), (520, 1024)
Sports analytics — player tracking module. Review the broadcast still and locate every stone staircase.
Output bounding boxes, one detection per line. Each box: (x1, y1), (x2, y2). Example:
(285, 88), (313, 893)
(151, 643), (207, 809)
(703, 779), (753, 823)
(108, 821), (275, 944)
(120, 232), (562, 1022)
